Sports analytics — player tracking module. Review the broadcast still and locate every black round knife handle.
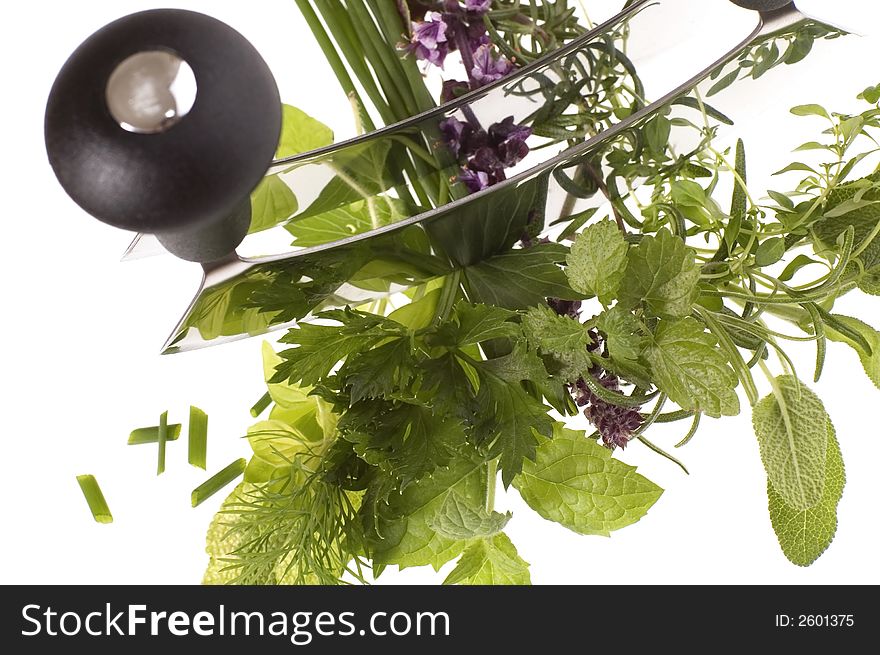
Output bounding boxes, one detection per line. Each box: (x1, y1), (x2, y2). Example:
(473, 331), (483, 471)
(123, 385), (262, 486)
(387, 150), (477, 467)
(730, 0), (794, 11)
(44, 9), (281, 263)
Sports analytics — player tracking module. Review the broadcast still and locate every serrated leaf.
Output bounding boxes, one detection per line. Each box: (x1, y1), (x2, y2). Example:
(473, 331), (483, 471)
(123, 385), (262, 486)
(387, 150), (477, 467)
(513, 425), (663, 536)
(463, 243), (583, 310)
(339, 337), (416, 402)
(452, 302), (520, 346)
(565, 219), (628, 304)
(430, 491), (511, 540)
(752, 375), (829, 511)
(368, 450), (485, 570)
(275, 104), (334, 158)
(824, 314), (880, 388)
(250, 176), (298, 234)
(644, 317), (740, 418)
(522, 304), (589, 354)
(619, 228), (700, 318)
(768, 421), (845, 566)
(443, 533), (530, 585)
(596, 306), (651, 385)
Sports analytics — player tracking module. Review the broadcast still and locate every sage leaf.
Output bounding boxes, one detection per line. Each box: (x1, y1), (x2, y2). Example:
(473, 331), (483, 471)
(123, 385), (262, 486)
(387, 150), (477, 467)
(443, 533), (530, 585)
(768, 421), (845, 566)
(513, 426), (663, 536)
(565, 219), (628, 304)
(752, 375), (829, 511)
(619, 228), (700, 318)
(644, 317), (740, 418)
(824, 314), (880, 389)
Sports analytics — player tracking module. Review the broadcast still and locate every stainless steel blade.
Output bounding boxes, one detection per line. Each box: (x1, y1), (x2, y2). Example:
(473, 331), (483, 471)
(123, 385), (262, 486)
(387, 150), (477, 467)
(159, 0), (843, 353)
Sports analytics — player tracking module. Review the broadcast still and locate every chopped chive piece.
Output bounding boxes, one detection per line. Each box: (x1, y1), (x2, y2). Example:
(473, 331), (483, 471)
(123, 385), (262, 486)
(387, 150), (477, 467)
(191, 458), (246, 508)
(188, 405), (208, 470)
(128, 423), (181, 445)
(76, 475), (113, 524)
(250, 391), (272, 418)
(157, 411), (168, 475)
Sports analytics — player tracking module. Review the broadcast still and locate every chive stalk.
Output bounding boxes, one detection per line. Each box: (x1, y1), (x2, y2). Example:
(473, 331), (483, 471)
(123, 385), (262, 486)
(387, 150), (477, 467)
(157, 411), (168, 475)
(128, 423), (181, 445)
(188, 405), (208, 470)
(249, 392), (272, 418)
(76, 475), (113, 524)
(191, 459), (247, 508)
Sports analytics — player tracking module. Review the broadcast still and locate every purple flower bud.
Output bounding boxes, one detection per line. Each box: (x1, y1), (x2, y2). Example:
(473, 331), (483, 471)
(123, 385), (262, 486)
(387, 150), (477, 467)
(488, 116), (532, 167)
(439, 117), (467, 157)
(468, 145), (506, 182)
(574, 373), (643, 450)
(408, 12), (450, 67)
(470, 44), (513, 86)
(464, 0), (491, 14)
(459, 168), (490, 193)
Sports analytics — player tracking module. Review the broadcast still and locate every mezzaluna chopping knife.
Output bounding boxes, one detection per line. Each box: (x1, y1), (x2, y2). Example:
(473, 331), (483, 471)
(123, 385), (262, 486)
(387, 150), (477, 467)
(45, 0), (850, 353)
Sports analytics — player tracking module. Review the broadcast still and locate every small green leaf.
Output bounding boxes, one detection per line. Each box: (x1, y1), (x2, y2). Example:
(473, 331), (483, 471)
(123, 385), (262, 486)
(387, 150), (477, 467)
(275, 104), (334, 158)
(778, 254), (822, 282)
(644, 317), (740, 418)
(249, 175), (298, 234)
(752, 375), (829, 511)
(754, 237), (785, 266)
(790, 104), (830, 120)
(513, 425), (663, 536)
(443, 533), (530, 585)
(522, 304), (589, 355)
(825, 314), (880, 389)
(566, 219), (629, 304)
(430, 491), (511, 540)
(619, 228), (700, 318)
(768, 421), (845, 566)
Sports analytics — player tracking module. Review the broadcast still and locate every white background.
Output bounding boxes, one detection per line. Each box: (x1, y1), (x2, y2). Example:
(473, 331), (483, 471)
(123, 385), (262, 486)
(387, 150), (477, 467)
(2, 0), (879, 585)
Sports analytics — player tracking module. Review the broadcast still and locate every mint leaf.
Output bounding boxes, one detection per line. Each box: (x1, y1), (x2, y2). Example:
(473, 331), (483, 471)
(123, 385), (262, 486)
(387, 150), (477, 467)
(644, 317), (740, 417)
(430, 491), (511, 540)
(596, 306), (650, 384)
(273, 309), (406, 387)
(824, 314), (880, 389)
(752, 375), (829, 511)
(619, 228), (700, 318)
(464, 243), (582, 310)
(368, 450), (485, 570)
(565, 219), (628, 304)
(443, 533), (530, 585)
(513, 426), (663, 536)
(768, 420), (844, 567)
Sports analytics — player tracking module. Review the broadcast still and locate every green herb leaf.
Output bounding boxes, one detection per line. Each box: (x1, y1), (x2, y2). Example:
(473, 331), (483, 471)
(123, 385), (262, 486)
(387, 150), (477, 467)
(523, 304), (588, 354)
(596, 306), (649, 383)
(790, 104), (831, 120)
(768, 420), (845, 566)
(513, 426), (663, 536)
(76, 474), (113, 524)
(824, 314), (880, 389)
(249, 175), (299, 234)
(451, 302), (520, 346)
(565, 219), (628, 304)
(367, 449), (485, 570)
(755, 237), (785, 266)
(430, 490), (511, 540)
(644, 317), (740, 417)
(443, 533), (530, 585)
(619, 228), (700, 318)
(275, 104), (334, 158)
(463, 243), (582, 310)
(752, 375), (829, 511)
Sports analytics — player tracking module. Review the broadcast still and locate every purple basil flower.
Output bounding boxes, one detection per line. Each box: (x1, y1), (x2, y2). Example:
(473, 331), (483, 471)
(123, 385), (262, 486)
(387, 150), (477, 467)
(459, 168), (490, 193)
(489, 116), (532, 167)
(575, 374), (643, 450)
(468, 146), (506, 182)
(471, 44), (513, 86)
(439, 117), (467, 157)
(408, 12), (450, 67)
(464, 0), (491, 14)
